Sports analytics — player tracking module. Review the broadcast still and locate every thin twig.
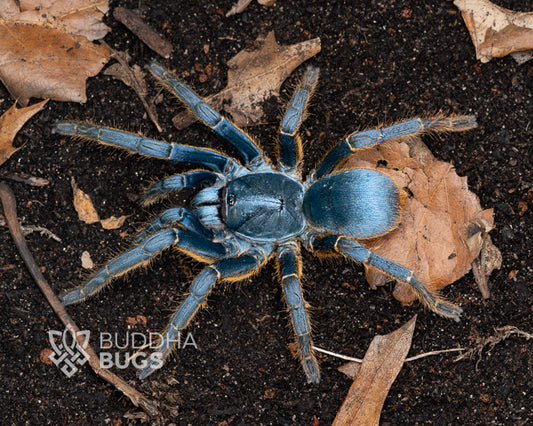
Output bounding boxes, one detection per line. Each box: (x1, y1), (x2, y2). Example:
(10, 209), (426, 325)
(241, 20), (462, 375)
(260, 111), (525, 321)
(1, 213), (62, 242)
(405, 348), (465, 362)
(0, 182), (159, 418)
(113, 7), (173, 58)
(313, 345), (465, 363)
(0, 172), (50, 187)
(314, 346), (363, 363)
(21, 225), (62, 242)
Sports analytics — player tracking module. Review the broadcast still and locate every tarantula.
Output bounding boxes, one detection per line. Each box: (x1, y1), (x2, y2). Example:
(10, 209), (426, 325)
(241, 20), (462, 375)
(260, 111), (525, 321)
(55, 60), (476, 383)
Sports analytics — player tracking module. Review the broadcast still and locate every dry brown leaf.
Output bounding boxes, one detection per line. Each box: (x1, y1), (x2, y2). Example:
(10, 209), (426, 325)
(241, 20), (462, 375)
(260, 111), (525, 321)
(71, 177), (129, 229)
(104, 50), (162, 131)
(4, 0), (110, 40)
(337, 362), (361, 380)
(71, 177), (100, 224)
(100, 215), (129, 230)
(345, 137), (498, 304)
(173, 31), (321, 128)
(333, 316), (417, 426)
(454, 0), (533, 63)
(0, 0), (111, 105)
(471, 235), (502, 299)
(0, 100), (48, 167)
(480, 24), (533, 60)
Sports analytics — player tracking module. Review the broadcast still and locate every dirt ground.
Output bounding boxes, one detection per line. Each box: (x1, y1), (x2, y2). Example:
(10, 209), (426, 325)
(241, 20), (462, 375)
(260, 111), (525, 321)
(0, 0), (531, 424)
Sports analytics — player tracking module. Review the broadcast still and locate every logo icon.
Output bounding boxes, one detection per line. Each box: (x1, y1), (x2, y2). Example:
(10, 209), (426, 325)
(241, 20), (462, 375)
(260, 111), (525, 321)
(48, 324), (90, 377)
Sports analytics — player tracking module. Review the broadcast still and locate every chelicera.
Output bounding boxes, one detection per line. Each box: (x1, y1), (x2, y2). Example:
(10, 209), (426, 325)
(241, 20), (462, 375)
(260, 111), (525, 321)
(55, 61), (476, 383)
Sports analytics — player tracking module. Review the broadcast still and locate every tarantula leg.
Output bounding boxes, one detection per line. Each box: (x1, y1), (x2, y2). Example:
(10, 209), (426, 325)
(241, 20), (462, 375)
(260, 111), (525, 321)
(133, 207), (212, 243)
(313, 235), (463, 322)
(277, 244), (320, 384)
(137, 247), (269, 379)
(143, 170), (224, 205)
(54, 122), (240, 176)
(279, 67), (319, 173)
(148, 60), (265, 169)
(60, 229), (228, 306)
(312, 115), (477, 181)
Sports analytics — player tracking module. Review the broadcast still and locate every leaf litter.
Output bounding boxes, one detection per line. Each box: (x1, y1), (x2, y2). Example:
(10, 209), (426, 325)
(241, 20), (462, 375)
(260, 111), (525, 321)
(103, 48), (162, 132)
(328, 322), (530, 423)
(0, 100), (61, 241)
(71, 177), (129, 229)
(344, 134), (501, 304)
(0, 3), (521, 422)
(454, 0), (533, 64)
(0, 100), (48, 167)
(333, 316), (417, 426)
(0, 0), (111, 105)
(173, 31), (321, 128)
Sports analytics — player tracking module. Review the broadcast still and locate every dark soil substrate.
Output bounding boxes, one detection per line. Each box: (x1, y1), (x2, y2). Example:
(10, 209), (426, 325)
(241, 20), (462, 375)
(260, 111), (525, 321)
(1, 0), (531, 424)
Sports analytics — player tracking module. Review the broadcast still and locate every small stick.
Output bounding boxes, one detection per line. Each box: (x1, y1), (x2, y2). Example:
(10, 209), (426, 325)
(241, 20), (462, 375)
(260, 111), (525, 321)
(21, 225), (62, 242)
(405, 348), (465, 362)
(0, 172), (49, 187)
(313, 346), (363, 363)
(0, 182), (159, 418)
(313, 345), (465, 363)
(113, 7), (173, 59)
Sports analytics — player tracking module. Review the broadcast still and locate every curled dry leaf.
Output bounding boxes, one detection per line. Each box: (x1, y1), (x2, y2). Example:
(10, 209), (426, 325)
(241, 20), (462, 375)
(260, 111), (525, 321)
(0, 100), (48, 167)
(173, 31), (321, 128)
(0, 0), (111, 105)
(454, 0), (533, 64)
(333, 316), (417, 426)
(471, 235), (502, 299)
(345, 136), (499, 304)
(71, 177), (100, 224)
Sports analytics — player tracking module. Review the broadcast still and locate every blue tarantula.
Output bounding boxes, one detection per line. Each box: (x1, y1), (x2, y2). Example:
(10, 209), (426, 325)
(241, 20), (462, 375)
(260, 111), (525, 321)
(55, 61), (476, 383)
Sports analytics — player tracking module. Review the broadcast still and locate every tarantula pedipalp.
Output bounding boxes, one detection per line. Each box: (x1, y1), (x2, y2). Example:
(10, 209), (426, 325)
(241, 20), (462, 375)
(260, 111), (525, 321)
(54, 61), (476, 383)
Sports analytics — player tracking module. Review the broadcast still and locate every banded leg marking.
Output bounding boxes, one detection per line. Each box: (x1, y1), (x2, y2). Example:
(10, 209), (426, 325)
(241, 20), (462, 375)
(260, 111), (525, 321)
(143, 170), (222, 205)
(279, 67), (319, 172)
(313, 235), (462, 321)
(277, 244), (320, 383)
(133, 208), (212, 243)
(137, 249), (268, 379)
(312, 115), (477, 181)
(148, 60), (265, 169)
(54, 122), (239, 176)
(60, 229), (228, 306)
